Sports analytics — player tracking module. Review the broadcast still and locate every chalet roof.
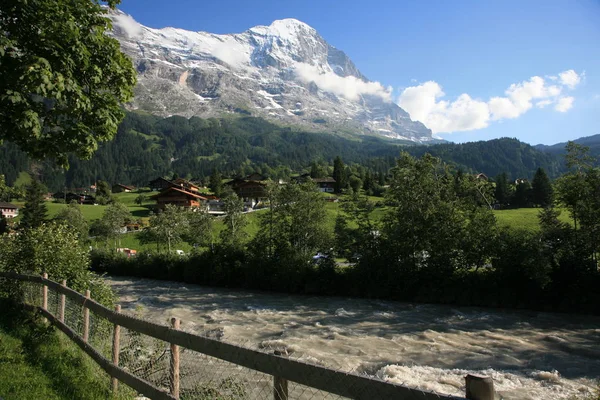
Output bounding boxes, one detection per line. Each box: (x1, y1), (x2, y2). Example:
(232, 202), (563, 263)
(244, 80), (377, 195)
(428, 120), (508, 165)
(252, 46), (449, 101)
(0, 202), (18, 209)
(312, 177), (336, 183)
(244, 173), (267, 181)
(149, 177), (174, 185)
(151, 186), (208, 200)
(236, 180), (267, 188)
(114, 183), (134, 190)
(173, 178), (199, 187)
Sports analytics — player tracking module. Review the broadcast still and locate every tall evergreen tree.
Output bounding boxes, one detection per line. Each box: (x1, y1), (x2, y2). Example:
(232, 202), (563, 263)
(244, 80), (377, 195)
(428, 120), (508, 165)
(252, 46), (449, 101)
(20, 177), (48, 229)
(513, 181), (532, 208)
(494, 172), (511, 206)
(531, 167), (553, 207)
(332, 156), (347, 193)
(209, 169), (223, 197)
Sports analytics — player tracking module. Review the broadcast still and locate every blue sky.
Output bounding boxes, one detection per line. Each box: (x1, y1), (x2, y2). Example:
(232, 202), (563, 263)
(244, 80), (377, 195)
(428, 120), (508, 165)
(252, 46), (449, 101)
(117, 0), (599, 145)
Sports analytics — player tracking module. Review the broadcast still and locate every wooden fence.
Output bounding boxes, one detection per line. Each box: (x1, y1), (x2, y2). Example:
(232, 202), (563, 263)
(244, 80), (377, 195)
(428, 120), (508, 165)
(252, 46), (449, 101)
(0, 272), (494, 400)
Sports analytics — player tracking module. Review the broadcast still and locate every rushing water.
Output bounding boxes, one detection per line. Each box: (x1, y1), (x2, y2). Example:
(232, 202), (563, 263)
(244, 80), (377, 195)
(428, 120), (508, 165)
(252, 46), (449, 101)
(106, 276), (600, 400)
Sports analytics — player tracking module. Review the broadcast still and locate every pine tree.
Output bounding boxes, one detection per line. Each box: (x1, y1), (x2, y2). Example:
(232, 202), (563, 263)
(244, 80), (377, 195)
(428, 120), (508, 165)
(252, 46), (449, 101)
(20, 177), (48, 229)
(209, 169), (223, 197)
(494, 172), (511, 206)
(332, 156), (347, 194)
(531, 167), (553, 207)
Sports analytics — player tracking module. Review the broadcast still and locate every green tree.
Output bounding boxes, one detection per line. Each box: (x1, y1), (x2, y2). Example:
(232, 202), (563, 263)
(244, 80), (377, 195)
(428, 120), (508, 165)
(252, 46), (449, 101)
(513, 181), (532, 208)
(555, 142), (600, 265)
(220, 194), (247, 248)
(20, 176), (48, 229)
(0, 222), (115, 305)
(555, 142), (592, 232)
(252, 181), (329, 261)
(0, 175), (15, 201)
(309, 162), (327, 179)
(531, 167), (553, 207)
(185, 208), (214, 250)
(494, 172), (511, 206)
(54, 201), (89, 240)
(382, 152), (497, 277)
(95, 180), (112, 205)
(334, 192), (379, 263)
(332, 156), (347, 193)
(209, 169), (223, 197)
(143, 205), (189, 253)
(0, 0), (136, 167)
(91, 202), (131, 249)
(134, 193), (148, 206)
(348, 175), (363, 194)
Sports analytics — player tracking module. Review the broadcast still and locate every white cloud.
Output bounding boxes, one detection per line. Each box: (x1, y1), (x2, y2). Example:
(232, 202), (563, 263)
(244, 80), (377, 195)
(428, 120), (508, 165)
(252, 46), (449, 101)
(112, 13), (144, 39)
(555, 96), (575, 112)
(489, 76), (562, 120)
(558, 70), (582, 89)
(397, 82), (489, 132)
(295, 63), (391, 102)
(397, 69), (581, 134)
(536, 100), (553, 108)
(212, 43), (249, 68)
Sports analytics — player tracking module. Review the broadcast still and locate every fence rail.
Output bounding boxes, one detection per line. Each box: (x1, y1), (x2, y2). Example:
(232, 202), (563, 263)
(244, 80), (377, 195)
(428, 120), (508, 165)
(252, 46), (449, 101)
(0, 271), (492, 400)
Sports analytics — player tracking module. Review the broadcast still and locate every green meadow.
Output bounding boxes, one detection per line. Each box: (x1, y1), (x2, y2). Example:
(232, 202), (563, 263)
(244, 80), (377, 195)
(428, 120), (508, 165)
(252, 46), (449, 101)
(12, 189), (574, 252)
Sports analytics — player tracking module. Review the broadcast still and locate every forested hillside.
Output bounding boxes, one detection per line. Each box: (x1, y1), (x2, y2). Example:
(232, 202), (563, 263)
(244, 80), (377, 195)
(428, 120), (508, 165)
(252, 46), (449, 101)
(535, 134), (600, 158)
(408, 138), (564, 179)
(0, 112), (566, 191)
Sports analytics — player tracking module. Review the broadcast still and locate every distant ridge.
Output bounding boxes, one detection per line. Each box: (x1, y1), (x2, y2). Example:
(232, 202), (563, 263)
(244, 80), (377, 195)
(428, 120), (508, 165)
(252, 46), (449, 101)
(535, 134), (600, 155)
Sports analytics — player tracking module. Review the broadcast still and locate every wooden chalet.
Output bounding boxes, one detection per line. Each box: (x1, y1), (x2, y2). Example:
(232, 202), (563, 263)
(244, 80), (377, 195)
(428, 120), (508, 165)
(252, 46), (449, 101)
(149, 177), (175, 192)
(0, 202), (18, 219)
(226, 174), (268, 201)
(112, 183), (134, 193)
(313, 177), (336, 193)
(151, 187), (208, 210)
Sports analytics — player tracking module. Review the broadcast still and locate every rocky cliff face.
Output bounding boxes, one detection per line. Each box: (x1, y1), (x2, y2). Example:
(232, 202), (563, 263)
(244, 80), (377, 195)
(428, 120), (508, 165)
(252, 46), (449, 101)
(109, 10), (434, 142)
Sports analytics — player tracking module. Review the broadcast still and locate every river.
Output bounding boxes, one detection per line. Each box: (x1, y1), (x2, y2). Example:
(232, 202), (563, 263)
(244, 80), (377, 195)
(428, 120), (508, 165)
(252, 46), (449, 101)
(106, 276), (600, 400)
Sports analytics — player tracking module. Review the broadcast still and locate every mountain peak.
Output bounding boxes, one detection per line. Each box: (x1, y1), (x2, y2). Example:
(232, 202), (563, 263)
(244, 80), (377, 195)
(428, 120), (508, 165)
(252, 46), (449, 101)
(249, 18), (316, 42)
(108, 12), (433, 142)
(269, 18), (314, 31)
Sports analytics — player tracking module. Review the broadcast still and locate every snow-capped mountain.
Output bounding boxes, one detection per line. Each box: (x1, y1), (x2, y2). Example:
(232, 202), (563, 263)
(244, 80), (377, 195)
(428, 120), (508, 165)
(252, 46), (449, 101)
(108, 10), (434, 142)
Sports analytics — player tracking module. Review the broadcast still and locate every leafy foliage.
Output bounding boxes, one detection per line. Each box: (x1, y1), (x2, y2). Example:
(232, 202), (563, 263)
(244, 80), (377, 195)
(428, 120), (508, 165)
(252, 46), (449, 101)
(54, 201), (89, 240)
(0, 222), (115, 306)
(0, 0), (135, 167)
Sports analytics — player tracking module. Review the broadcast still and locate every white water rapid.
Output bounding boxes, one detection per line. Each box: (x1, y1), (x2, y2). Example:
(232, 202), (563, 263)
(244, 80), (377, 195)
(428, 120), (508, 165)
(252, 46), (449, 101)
(106, 277), (600, 400)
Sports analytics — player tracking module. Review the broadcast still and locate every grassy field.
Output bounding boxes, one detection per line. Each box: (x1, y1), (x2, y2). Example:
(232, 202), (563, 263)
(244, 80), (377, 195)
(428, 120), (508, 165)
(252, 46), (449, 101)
(0, 301), (132, 399)
(13, 189), (574, 252)
(493, 207), (572, 231)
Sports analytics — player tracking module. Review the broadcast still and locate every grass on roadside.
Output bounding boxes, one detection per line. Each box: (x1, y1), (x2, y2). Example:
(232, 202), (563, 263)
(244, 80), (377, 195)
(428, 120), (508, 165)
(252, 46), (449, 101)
(0, 300), (134, 400)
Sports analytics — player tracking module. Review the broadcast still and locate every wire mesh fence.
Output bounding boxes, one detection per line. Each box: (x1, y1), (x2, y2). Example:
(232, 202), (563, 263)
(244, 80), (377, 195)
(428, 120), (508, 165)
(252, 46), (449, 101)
(2, 273), (469, 400)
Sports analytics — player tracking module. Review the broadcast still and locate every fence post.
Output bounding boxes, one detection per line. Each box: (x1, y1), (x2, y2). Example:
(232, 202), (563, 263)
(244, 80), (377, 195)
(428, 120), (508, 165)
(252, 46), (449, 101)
(82, 289), (90, 343)
(42, 273), (48, 311)
(59, 280), (66, 323)
(170, 317), (180, 399)
(112, 304), (121, 395)
(273, 350), (289, 400)
(465, 374), (495, 400)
